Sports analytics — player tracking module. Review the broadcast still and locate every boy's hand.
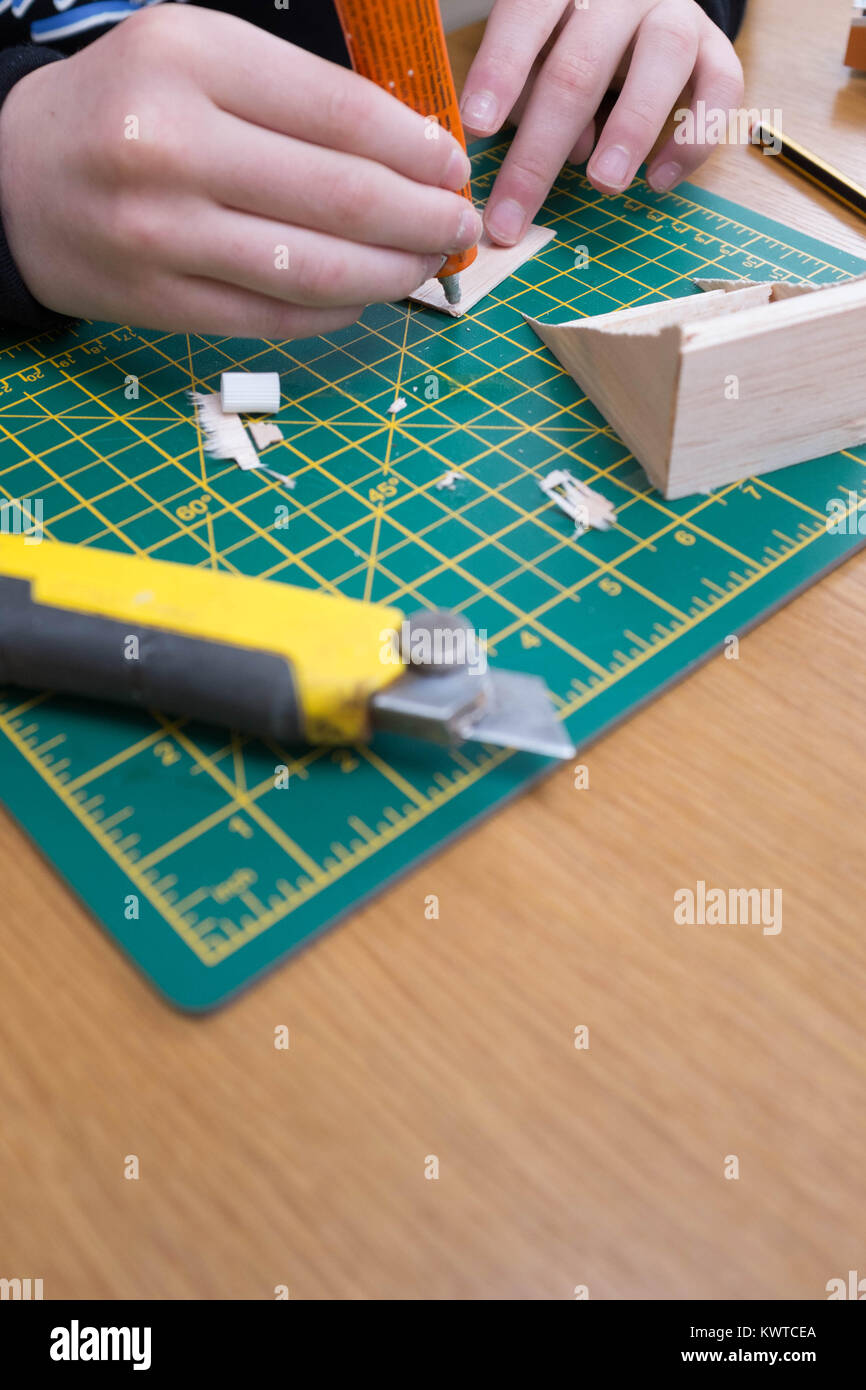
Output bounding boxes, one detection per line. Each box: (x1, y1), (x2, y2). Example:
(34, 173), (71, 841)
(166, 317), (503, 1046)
(0, 6), (481, 336)
(460, 0), (744, 246)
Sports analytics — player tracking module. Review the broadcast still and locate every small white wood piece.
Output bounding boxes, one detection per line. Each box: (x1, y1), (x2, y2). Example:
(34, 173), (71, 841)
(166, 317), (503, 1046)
(410, 226), (556, 317)
(526, 274), (866, 499)
(220, 372), (281, 415)
(388, 397), (407, 414)
(436, 470), (466, 490)
(191, 391), (295, 488)
(249, 421), (284, 449)
(539, 469), (617, 534)
(190, 392), (259, 471)
(258, 467), (294, 488)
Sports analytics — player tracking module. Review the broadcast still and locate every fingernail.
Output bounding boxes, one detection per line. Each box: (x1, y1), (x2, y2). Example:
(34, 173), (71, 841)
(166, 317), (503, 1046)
(486, 198), (526, 246)
(461, 89), (499, 132)
(443, 145), (472, 190)
(424, 255), (448, 280)
(451, 205), (483, 251)
(648, 160), (682, 192)
(588, 144), (631, 188)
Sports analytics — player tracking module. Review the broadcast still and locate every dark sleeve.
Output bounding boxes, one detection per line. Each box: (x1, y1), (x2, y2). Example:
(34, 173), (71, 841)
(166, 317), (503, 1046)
(0, 46), (72, 333)
(696, 1), (747, 40)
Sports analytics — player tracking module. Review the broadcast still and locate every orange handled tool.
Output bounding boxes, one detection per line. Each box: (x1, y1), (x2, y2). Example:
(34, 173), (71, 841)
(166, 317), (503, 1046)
(333, 0), (478, 305)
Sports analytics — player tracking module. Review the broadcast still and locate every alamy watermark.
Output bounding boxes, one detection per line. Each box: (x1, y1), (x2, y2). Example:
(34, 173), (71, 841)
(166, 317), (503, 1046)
(674, 103), (783, 155)
(379, 621), (487, 675)
(826, 1269), (866, 1299)
(50, 1321), (151, 1371)
(0, 497), (43, 543)
(674, 880), (782, 935)
(825, 491), (866, 534)
(0, 1276), (43, 1299)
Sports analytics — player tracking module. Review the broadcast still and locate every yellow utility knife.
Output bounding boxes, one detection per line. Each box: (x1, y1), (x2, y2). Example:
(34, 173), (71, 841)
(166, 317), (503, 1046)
(0, 537), (574, 759)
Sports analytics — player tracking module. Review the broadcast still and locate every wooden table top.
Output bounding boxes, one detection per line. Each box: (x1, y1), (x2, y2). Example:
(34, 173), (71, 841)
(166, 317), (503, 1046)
(2, 0), (864, 1299)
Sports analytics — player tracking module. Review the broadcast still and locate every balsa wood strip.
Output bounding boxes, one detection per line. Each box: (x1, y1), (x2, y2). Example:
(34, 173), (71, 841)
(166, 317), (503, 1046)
(410, 226), (556, 316)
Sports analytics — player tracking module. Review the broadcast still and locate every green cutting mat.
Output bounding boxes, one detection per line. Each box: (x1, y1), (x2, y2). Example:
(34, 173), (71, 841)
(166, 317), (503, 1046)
(2, 136), (865, 1008)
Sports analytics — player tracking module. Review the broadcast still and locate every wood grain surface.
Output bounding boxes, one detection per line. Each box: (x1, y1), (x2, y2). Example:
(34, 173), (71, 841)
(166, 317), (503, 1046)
(1, 0), (865, 1300)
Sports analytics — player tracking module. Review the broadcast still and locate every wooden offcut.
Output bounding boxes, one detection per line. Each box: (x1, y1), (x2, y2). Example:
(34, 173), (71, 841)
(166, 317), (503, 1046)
(410, 226), (556, 316)
(539, 469), (617, 534)
(526, 274), (866, 500)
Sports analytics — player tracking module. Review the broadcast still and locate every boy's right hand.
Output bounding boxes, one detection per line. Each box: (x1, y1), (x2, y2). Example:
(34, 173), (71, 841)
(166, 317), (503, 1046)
(0, 6), (481, 336)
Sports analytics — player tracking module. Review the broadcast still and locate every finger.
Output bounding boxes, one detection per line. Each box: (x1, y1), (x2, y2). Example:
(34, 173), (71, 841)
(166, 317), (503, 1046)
(202, 111), (482, 256)
(484, 8), (623, 245)
(184, 9), (472, 190)
(507, 60), (542, 130)
(178, 209), (446, 309)
(586, 0), (699, 193)
(459, 0), (566, 138)
(130, 274), (364, 338)
(646, 26), (744, 191)
(568, 120), (596, 166)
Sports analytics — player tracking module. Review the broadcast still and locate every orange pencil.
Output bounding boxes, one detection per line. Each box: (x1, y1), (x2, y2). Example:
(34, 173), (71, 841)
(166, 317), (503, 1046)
(333, 0), (477, 304)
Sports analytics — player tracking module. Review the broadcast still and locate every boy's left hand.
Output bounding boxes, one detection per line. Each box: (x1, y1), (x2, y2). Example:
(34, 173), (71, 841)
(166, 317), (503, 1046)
(460, 0), (744, 246)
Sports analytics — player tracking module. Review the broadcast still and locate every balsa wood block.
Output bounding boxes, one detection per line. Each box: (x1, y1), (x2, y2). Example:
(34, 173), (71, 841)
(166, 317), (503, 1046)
(410, 226), (556, 316)
(526, 274), (866, 500)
